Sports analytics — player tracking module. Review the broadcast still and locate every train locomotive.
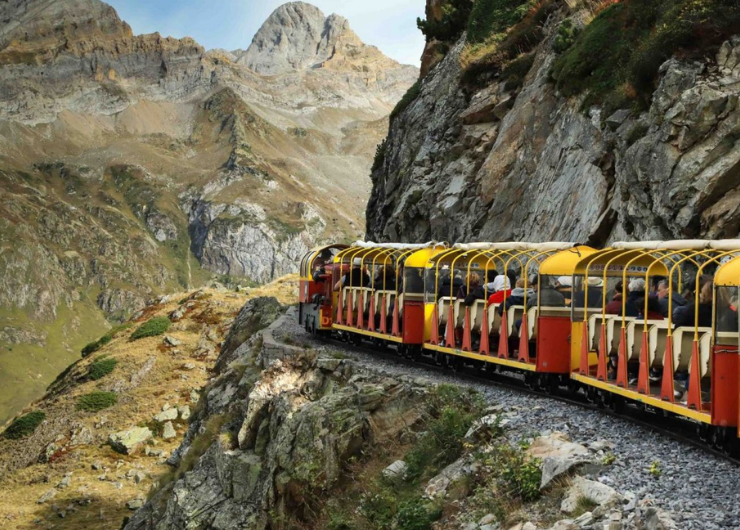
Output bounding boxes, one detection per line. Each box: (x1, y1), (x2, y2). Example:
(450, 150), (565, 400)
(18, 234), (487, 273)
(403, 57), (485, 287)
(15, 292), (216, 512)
(298, 240), (740, 453)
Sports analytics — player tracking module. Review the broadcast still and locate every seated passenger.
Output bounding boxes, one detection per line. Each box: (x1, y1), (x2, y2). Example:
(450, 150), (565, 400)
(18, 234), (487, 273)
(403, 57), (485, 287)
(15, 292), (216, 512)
(373, 265), (396, 292)
(527, 276), (565, 309)
(438, 270), (463, 299)
(334, 258), (371, 291)
(487, 275), (512, 305)
(484, 269), (499, 292)
(622, 278), (646, 317)
(572, 277), (603, 309)
(718, 295), (739, 332)
(673, 280), (713, 328)
(457, 273), (486, 306)
(634, 296), (664, 320)
(555, 276), (573, 305)
(402, 266), (425, 294)
(498, 279), (532, 315)
(656, 279), (686, 317)
(605, 280), (623, 315)
(311, 249), (334, 282)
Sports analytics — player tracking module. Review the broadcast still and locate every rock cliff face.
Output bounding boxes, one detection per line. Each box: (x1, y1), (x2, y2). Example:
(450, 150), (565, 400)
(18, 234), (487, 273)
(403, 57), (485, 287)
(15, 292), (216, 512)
(367, 3), (740, 245)
(0, 0), (416, 424)
(124, 309), (424, 530)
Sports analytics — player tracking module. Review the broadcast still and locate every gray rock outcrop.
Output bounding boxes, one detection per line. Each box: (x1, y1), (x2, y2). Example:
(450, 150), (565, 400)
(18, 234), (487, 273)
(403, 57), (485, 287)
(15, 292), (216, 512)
(124, 306), (423, 530)
(367, 6), (740, 245)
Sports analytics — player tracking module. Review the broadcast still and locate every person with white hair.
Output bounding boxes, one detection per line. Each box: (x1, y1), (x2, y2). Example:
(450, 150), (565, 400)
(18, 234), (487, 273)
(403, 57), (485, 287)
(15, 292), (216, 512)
(572, 276), (604, 308)
(486, 275), (512, 305)
(622, 278), (647, 317)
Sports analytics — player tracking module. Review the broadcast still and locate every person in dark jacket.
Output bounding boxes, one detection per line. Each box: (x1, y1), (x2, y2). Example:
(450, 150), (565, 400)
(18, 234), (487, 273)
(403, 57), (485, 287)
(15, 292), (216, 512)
(656, 279), (687, 317)
(498, 279), (533, 315)
(527, 276), (565, 309)
(334, 258), (370, 290)
(673, 280), (713, 328)
(457, 273), (486, 307)
(572, 277), (604, 309)
(438, 270), (463, 299)
(373, 265), (396, 291)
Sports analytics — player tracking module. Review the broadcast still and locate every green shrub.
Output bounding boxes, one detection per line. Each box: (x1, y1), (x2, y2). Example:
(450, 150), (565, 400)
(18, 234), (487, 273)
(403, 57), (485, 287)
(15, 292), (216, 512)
(396, 500), (439, 530)
(461, 0), (557, 88)
(372, 138), (387, 172)
(467, 0), (538, 45)
(405, 385), (486, 479)
(390, 80), (422, 121)
(88, 357), (118, 381)
(553, 18), (580, 54)
(80, 322), (134, 357)
(500, 452), (541, 501)
(551, 0), (740, 110)
(3, 411), (46, 439)
(417, 0), (473, 43)
(130, 317), (171, 341)
(81, 334), (112, 357)
(76, 391), (118, 412)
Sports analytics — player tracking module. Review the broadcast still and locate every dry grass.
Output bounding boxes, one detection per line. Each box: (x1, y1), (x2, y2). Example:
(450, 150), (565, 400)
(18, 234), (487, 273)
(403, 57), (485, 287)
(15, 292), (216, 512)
(0, 276), (298, 530)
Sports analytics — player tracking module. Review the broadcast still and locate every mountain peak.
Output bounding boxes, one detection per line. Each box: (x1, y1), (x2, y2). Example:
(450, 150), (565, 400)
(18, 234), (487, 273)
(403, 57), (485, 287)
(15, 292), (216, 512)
(240, 2), (361, 75)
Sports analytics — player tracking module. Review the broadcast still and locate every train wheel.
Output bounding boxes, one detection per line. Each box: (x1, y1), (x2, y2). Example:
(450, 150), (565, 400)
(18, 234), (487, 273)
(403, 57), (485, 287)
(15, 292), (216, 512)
(434, 351), (444, 367)
(543, 375), (559, 396)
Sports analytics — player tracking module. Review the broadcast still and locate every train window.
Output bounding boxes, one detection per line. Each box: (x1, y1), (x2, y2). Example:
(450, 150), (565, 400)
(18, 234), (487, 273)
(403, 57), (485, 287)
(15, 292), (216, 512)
(424, 269), (437, 303)
(404, 267), (425, 295)
(716, 286), (739, 333)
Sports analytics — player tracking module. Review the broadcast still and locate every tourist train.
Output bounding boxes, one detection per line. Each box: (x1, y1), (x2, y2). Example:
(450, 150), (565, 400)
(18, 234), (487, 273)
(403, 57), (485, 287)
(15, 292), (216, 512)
(298, 241), (740, 452)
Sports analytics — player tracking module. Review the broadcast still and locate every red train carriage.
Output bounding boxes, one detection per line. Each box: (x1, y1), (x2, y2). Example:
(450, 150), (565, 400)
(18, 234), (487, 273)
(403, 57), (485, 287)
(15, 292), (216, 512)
(422, 243), (595, 387)
(571, 241), (740, 450)
(298, 245), (348, 333)
(329, 242), (446, 352)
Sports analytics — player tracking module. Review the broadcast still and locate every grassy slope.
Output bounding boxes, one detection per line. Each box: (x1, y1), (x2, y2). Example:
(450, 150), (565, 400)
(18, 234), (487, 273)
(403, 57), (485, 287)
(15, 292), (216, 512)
(0, 276), (297, 530)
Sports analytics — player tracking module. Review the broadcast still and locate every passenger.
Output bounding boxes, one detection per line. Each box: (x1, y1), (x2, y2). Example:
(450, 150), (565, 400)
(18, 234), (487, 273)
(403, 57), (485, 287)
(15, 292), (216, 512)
(334, 258), (371, 291)
(605, 281), (624, 315)
(438, 269), (464, 299)
(673, 280), (713, 328)
(487, 275), (512, 305)
(656, 279), (686, 318)
(484, 269), (499, 291)
(718, 294), (739, 332)
(498, 278), (532, 315)
(622, 278), (646, 318)
(403, 266), (425, 294)
(634, 296), (664, 320)
(506, 269), (518, 290)
(527, 276), (565, 310)
(312, 248), (334, 282)
(572, 277), (603, 309)
(457, 273), (486, 306)
(373, 265), (396, 292)
(555, 276), (573, 305)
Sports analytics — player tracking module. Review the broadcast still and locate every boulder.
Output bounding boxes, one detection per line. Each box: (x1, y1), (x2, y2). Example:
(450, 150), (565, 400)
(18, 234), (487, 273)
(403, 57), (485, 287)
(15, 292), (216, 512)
(561, 476), (621, 514)
(164, 336), (182, 347)
(178, 405), (191, 420)
(162, 421), (177, 440)
(37, 489), (56, 504)
(154, 408), (179, 422)
(423, 456), (475, 499)
(527, 432), (592, 489)
(108, 427), (153, 455)
(381, 460), (408, 480)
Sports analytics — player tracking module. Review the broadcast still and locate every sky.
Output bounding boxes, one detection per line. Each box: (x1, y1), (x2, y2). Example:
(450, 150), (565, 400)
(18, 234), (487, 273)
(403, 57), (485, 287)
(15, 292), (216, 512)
(105, 0), (426, 66)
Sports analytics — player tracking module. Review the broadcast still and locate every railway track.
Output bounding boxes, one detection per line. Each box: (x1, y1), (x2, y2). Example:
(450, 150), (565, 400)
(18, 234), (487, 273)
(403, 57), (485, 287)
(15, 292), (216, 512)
(325, 332), (740, 466)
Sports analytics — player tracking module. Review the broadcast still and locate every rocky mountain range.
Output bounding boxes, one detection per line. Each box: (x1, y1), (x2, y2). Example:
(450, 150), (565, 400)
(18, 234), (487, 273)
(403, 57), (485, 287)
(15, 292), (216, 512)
(0, 0), (417, 424)
(368, 0), (740, 245)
